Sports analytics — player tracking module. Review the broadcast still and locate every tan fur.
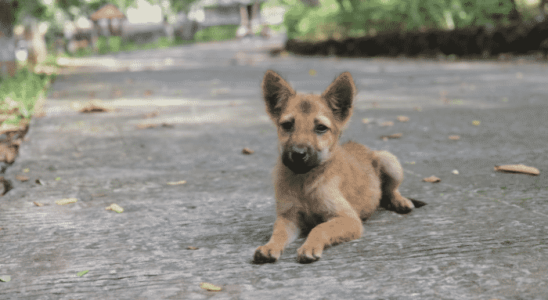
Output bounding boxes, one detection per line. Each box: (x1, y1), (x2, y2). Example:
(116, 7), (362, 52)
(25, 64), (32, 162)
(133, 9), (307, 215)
(254, 70), (418, 264)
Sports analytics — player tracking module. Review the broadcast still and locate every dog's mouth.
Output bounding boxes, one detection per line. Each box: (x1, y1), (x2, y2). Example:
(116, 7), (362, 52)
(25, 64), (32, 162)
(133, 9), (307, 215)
(282, 150), (319, 174)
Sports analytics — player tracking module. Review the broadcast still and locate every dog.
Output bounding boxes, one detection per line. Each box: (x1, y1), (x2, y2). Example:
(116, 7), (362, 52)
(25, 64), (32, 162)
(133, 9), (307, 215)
(253, 70), (425, 264)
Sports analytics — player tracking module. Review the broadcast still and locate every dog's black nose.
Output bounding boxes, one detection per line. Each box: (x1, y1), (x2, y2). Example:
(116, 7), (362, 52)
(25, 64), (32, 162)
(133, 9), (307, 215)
(290, 147), (308, 163)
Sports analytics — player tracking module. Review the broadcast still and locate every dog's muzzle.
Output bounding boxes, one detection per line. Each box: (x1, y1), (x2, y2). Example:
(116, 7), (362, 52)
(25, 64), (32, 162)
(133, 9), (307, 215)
(282, 146), (319, 174)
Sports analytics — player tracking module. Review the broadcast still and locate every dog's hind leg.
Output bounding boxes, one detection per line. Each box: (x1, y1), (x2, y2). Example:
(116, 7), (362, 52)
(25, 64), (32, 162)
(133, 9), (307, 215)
(374, 150), (418, 214)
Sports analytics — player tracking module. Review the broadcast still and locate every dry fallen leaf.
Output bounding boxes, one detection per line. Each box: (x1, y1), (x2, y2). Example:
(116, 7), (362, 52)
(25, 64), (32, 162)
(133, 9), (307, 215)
(105, 203), (124, 213)
(242, 148), (254, 155)
(448, 135), (460, 140)
(167, 180), (187, 186)
(143, 111), (159, 119)
(380, 121), (394, 127)
(397, 116), (409, 122)
(136, 123), (158, 129)
(309, 69), (317, 76)
(144, 90), (153, 97)
(55, 198), (78, 205)
(187, 246), (199, 250)
(380, 133), (403, 140)
(472, 120), (481, 126)
(15, 175), (29, 182)
(452, 170), (459, 175)
(494, 164), (540, 176)
(200, 282), (222, 292)
(72, 100), (115, 113)
(423, 176), (441, 183)
(33, 201), (44, 207)
(0, 145), (17, 163)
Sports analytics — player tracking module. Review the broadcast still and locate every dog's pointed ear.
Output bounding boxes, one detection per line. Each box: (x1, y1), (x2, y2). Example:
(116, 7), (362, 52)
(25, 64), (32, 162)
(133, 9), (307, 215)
(262, 70), (295, 121)
(322, 72), (356, 124)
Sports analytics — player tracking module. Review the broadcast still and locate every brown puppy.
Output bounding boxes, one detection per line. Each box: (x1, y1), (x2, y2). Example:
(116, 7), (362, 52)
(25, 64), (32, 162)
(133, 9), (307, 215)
(253, 70), (425, 264)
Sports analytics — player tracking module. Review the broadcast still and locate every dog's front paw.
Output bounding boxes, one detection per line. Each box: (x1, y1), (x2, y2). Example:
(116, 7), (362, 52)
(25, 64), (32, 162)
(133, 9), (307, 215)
(297, 242), (323, 264)
(253, 244), (282, 264)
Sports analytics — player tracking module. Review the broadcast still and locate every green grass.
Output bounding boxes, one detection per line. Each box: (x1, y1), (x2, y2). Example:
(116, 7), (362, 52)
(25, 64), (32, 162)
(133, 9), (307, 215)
(194, 25), (239, 43)
(0, 67), (54, 126)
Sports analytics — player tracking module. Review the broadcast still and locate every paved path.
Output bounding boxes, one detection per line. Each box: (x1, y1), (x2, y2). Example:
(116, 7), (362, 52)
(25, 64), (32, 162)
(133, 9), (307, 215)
(1, 36), (548, 299)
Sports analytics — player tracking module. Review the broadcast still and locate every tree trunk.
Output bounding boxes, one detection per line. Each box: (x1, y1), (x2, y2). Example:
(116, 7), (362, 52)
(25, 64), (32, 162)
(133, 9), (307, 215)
(0, 0), (16, 77)
(508, 0), (521, 22)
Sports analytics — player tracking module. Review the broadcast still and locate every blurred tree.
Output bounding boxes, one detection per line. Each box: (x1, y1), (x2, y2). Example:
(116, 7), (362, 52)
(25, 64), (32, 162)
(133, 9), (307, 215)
(0, 0), (16, 77)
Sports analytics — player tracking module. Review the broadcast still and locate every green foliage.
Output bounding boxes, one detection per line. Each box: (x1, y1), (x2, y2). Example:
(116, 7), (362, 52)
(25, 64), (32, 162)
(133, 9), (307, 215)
(194, 25), (240, 43)
(285, 0), (517, 41)
(0, 68), (53, 124)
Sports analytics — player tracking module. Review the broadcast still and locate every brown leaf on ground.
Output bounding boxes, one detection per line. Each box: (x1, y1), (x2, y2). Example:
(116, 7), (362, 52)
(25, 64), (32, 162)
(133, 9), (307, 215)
(494, 164), (540, 176)
(242, 147), (254, 155)
(448, 135), (460, 140)
(73, 100), (115, 113)
(397, 116), (409, 122)
(136, 123), (157, 129)
(144, 90), (153, 97)
(15, 175), (29, 182)
(33, 201), (44, 207)
(0, 144), (17, 163)
(143, 111), (159, 118)
(187, 246), (199, 250)
(380, 133), (403, 140)
(380, 121), (394, 127)
(200, 282), (222, 292)
(423, 176), (441, 183)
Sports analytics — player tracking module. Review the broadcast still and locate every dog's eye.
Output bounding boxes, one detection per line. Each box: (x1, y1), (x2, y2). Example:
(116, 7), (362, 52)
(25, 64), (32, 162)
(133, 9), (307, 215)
(281, 121), (293, 131)
(315, 124), (329, 133)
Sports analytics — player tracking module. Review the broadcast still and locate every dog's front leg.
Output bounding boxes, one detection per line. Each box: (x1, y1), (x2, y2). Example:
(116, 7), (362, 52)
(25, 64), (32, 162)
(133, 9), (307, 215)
(297, 216), (363, 263)
(254, 216), (299, 263)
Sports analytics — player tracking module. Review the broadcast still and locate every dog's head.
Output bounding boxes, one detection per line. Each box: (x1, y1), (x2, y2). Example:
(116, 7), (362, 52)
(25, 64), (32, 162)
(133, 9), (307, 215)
(261, 70), (356, 174)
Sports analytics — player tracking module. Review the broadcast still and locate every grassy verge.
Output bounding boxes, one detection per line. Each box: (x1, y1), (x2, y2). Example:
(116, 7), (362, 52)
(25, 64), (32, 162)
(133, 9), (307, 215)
(69, 36), (193, 57)
(66, 24), (242, 57)
(194, 25), (239, 43)
(0, 67), (55, 127)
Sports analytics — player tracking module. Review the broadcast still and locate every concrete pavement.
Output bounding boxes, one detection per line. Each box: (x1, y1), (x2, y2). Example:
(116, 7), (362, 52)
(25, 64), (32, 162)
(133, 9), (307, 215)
(1, 36), (547, 299)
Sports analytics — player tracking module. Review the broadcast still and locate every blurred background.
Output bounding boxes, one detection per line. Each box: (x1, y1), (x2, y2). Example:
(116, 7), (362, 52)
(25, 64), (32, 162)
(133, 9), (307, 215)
(0, 0), (547, 136)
